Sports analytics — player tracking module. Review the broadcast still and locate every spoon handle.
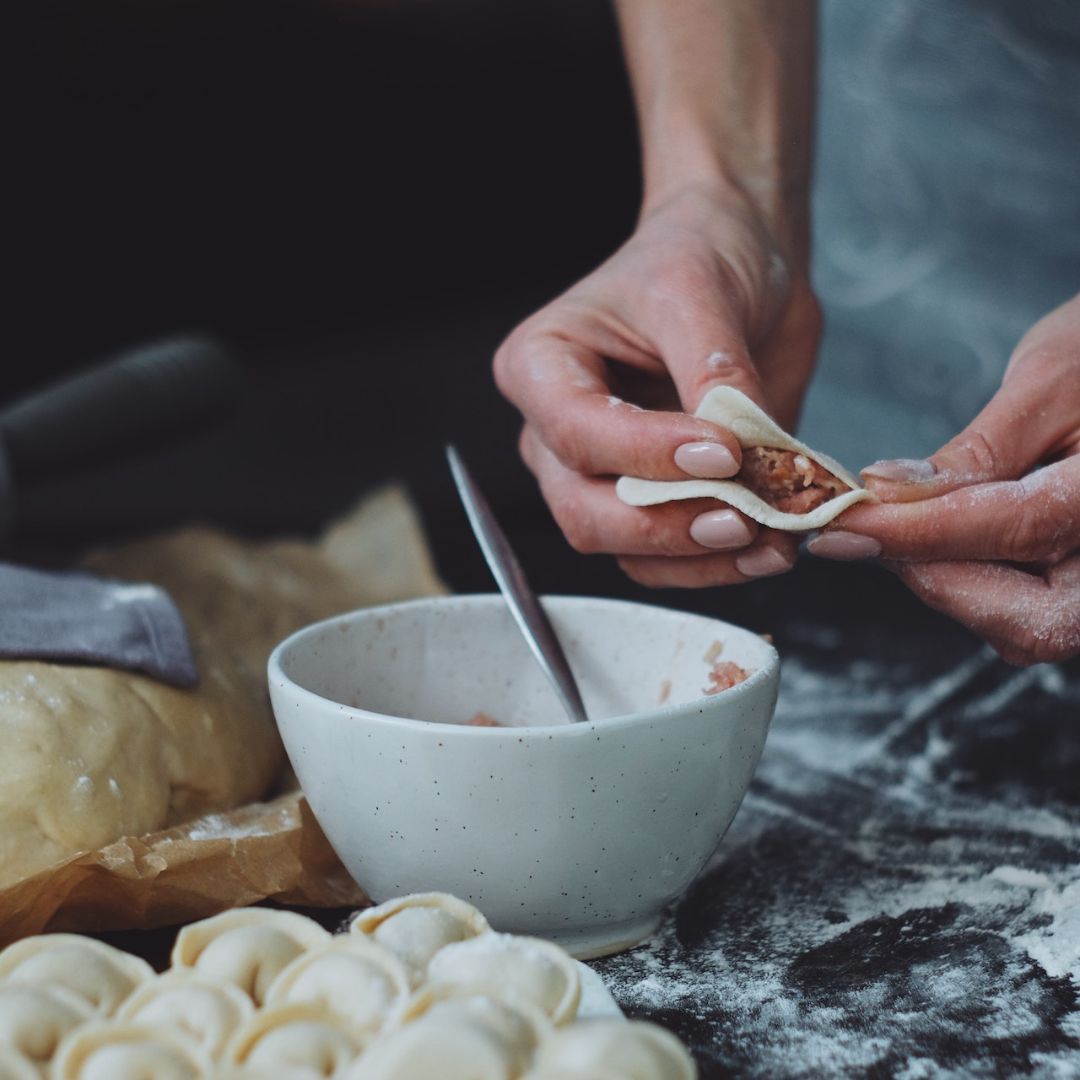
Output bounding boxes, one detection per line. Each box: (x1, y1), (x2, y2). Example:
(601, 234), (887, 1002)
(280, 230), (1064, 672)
(447, 446), (589, 725)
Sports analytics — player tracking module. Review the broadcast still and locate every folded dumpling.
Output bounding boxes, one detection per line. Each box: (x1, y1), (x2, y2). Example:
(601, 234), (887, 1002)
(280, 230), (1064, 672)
(0, 934), (153, 1016)
(529, 1018), (696, 1080)
(264, 938), (410, 1036)
(616, 386), (873, 531)
(350, 893), (490, 984)
(117, 972), (253, 1059)
(171, 908), (330, 1005)
(0, 1045), (40, 1080)
(0, 983), (91, 1064)
(51, 1020), (212, 1080)
(425, 933), (581, 1026)
(225, 1002), (365, 1079)
(346, 995), (537, 1080)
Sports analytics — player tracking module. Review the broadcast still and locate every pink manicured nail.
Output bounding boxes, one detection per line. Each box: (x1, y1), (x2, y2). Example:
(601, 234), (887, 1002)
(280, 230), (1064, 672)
(674, 442), (738, 479)
(690, 510), (754, 551)
(860, 458), (936, 483)
(806, 532), (882, 560)
(735, 546), (792, 578)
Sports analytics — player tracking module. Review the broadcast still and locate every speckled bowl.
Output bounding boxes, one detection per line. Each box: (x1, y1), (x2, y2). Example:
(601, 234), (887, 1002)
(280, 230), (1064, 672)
(268, 595), (779, 958)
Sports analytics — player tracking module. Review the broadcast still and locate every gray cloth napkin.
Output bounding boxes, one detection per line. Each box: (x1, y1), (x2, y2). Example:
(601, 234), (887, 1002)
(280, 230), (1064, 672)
(0, 562), (198, 687)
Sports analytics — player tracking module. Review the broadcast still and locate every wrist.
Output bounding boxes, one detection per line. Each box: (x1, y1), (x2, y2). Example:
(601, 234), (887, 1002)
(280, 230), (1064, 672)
(639, 136), (812, 269)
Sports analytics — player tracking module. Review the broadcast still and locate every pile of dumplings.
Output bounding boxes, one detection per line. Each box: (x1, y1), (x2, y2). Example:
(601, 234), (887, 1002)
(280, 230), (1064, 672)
(0, 892), (696, 1079)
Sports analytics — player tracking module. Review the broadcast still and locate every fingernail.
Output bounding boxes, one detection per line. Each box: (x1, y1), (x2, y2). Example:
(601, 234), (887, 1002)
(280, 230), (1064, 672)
(675, 442), (738, 479)
(860, 458), (936, 483)
(736, 545), (793, 578)
(690, 510), (754, 550)
(806, 531), (882, 560)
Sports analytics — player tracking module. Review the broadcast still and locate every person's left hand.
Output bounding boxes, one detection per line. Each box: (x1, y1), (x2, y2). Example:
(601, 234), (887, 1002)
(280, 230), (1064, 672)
(806, 294), (1080, 666)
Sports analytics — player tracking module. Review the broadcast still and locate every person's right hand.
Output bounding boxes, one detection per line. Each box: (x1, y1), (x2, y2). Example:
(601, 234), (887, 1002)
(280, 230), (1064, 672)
(494, 185), (822, 588)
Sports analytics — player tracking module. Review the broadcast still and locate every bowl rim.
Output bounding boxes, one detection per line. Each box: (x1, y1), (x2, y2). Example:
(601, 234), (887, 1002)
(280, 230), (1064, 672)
(267, 593), (779, 737)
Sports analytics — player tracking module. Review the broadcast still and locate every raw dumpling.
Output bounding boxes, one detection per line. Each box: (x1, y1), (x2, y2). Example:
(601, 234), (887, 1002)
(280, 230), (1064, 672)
(265, 938), (410, 1036)
(346, 998), (531, 1080)
(616, 386), (874, 531)
(0, 983), (91, 1063)
(117, 972), (253, 1059)
(530, 1018), (696, 1080)
(225, 1003), (365, 1079)
(0, 934), (153, 1016)
(0, 1046), (39, 1080)
(52, 1020), (212, 1080)
(425, 933), (581, 1025)
(171, 908), (330, 1005)
(350, 893), (490, 984)
(398, 984), (551, 1064)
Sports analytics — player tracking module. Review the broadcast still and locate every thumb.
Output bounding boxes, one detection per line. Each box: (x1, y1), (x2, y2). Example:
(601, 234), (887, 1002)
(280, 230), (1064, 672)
(860, 374), (1064, 503)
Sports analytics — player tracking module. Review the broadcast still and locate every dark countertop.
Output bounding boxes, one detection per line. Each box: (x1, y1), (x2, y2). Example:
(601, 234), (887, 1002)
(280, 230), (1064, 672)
(593, 569), (1080, 1079)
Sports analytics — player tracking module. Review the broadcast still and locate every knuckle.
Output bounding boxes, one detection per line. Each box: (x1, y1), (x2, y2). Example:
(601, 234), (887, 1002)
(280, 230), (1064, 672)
(1002, 616), (1077, 666)
(641, 513), (692, 557)
(954, 429), (1001, 479)
(999, 501), (1056, 562)
(554, 501), (599, 555)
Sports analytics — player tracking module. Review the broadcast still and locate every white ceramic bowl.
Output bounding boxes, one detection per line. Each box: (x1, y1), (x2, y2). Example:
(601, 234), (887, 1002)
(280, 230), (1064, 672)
(268, 595), (779, 958)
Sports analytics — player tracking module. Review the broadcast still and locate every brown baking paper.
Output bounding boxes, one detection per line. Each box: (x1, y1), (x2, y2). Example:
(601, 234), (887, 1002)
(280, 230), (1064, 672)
(0, 486), (445, 946)
(0, 789), (363, 946)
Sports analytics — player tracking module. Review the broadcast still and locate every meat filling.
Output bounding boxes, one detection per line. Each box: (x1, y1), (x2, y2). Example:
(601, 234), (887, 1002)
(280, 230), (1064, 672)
(704, 661), (750, 695)
(736, 447), (849, 514)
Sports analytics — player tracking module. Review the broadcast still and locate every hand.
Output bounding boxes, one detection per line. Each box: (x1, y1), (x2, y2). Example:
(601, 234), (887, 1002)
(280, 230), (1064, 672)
(808, 295), (1080, 665)
(494, 186), (822, 588)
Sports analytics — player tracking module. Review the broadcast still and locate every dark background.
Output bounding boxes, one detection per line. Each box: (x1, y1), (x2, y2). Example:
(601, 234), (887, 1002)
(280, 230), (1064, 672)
(11, 0), (948, 638)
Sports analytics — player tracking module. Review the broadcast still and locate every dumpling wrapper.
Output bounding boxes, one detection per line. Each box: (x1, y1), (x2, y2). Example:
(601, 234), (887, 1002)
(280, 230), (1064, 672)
(117, 972), (254, 1059)
(264, 937), (411, 1036)
(0, 983), (92, 1063)
(171, 908), (330, 1005)
(51, 1021), (212, 1080)
(425, 932), (581, 1026)
(616, 386), (874, 532)
(0, 933), (153, 1016)
(350, 893), (490, 984)
(529, 1018), (696, 1080)
(225, 1003), (365, 1079)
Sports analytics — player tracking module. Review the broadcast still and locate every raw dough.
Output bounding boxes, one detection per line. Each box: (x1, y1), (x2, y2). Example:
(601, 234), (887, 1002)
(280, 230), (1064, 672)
(172, 909), (330, 1005)
(426, 933), (581, 1025)
(350, 892), (490, 984)
(616, 386), (874, 531)
(117, 972), (253, 1059)
(529, 1018), (696, 1080)
(0, 933), (153, 1016)
(264, 937), (411, 1035)
(0, 489), (444, 888)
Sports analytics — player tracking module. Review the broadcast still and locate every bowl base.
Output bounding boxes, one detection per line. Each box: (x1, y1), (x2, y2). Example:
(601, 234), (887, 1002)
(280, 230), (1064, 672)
(540, 914), (661, 960)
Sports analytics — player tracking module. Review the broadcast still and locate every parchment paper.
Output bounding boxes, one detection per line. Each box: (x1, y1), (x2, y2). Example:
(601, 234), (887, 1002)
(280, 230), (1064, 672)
(0, 486), (445, 946)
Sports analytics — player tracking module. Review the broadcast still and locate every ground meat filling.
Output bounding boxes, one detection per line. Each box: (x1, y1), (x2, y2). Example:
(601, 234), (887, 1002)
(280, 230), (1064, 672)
(736, 446), (850, 515)
(705, 661), (750, 695)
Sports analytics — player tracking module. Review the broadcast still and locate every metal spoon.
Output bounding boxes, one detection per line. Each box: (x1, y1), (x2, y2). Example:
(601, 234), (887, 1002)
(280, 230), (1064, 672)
(446, 445), (589, 724)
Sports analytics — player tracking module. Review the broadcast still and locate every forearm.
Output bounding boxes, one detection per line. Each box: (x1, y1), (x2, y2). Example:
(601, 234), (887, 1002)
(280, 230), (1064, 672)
(614, 0), (817, 262)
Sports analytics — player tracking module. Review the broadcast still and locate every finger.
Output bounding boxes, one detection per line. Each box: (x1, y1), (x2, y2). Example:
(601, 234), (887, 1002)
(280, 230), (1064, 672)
(894, 556), (1080, 665)
(496, 329), (743, 479)
(648, 270), (770, 415)
(618, 533), (799, 589)
(520, 427), (759, 556)
(811, 457), (1080, 564)
(861, 344), (1080, 502)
